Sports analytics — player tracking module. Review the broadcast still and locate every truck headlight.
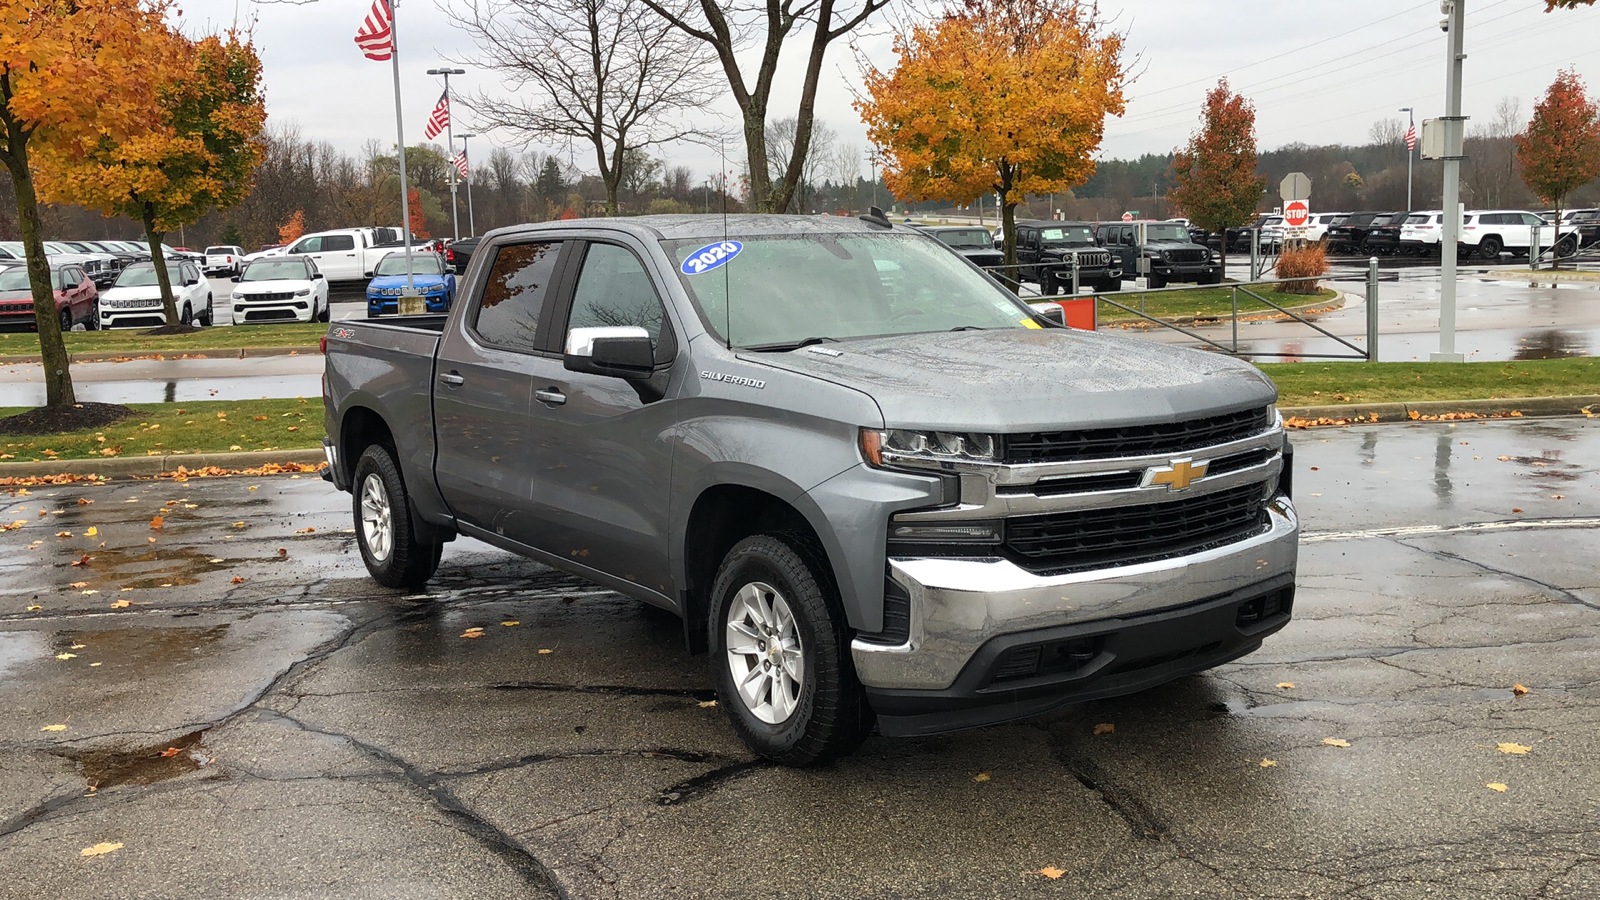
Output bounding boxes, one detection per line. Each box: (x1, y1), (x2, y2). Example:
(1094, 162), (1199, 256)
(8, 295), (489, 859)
(294, 288), (311, 297)
(861, 429), (999, 469)
(888, 520), (1003, 544)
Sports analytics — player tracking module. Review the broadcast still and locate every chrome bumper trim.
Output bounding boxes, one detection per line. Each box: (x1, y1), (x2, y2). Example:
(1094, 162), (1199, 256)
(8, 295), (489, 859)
(851, 497), (1299, 691)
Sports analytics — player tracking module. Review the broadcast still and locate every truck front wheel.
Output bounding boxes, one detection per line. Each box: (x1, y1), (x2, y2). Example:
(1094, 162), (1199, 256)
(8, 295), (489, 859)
(710, 534), (873, 766)
(352, 444), (442, 590)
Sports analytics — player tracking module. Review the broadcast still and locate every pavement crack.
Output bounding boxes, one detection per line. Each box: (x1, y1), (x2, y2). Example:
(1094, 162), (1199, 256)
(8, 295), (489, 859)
(257, 709), (566, 898)
(1387, 536), (1600, 612)
(1047, 739), (1170, 843)
(655, 759), (770, 806)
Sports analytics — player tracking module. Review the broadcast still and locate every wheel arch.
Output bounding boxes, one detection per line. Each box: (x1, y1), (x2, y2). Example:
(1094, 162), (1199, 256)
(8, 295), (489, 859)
(339, 404), (455, 545)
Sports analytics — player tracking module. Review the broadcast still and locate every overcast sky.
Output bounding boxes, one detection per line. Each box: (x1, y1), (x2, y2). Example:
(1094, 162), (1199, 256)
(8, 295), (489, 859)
(184, 0), (1598, 180)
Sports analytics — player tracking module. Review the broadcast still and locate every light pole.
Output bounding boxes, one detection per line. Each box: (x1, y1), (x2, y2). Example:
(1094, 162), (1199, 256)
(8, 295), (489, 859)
(1399, 107), (1415, 212)
(458, 133), (477, 237)
(1432, 0), (1467, 363)
(426, 66), (465, 242)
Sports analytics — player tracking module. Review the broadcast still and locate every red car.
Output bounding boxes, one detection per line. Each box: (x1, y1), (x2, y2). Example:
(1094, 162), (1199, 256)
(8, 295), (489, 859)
(0, 262), (100, 331)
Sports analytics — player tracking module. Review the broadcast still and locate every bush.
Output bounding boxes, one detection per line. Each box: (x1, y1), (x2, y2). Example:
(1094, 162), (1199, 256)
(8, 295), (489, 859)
(646, 198), (694, 215)
(1275, 241), (1327, 294)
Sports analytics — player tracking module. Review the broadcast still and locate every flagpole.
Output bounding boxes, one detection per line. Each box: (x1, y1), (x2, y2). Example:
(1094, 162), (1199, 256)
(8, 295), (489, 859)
(389, 0), (415, 294)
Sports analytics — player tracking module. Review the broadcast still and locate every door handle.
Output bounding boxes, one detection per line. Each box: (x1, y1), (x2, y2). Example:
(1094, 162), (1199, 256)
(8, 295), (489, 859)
(439, 372), (465, 386)
(534, 388), (566, 407)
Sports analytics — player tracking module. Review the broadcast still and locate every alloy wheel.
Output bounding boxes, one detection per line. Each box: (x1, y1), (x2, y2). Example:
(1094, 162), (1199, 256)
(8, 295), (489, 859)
(724, 581), (806, 725)
(359, 473), (393, 563)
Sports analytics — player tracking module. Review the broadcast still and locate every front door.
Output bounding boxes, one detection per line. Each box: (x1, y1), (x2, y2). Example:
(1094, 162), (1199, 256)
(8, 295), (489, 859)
(433, 239), (571, 542)
(519, 239), (680, 596)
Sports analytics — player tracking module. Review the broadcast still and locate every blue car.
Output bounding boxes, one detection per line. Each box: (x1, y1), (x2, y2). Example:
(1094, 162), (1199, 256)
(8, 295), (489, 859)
(366, 252), (456, 316)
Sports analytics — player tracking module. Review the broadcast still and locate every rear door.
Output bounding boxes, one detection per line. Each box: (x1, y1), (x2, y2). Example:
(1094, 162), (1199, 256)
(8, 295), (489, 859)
(518, 237), (680, 595)
(317, 234), (361, 280)
(432, 238), (572, 542)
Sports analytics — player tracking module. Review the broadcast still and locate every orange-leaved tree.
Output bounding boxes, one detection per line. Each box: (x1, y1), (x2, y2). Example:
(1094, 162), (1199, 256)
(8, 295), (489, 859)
(857, 0), (1126, 289)
(0, 0), (176, 410)
(37, 31), (266, 331)
(1515, 68), (1600, 267)
(278, 209), (306, 245)
(1167, 80), (1267, 276)
(407, 188), (429, 240)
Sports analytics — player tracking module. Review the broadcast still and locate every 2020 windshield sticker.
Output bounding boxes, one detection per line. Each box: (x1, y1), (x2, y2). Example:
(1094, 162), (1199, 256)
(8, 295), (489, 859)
(681, 240), (742, 275)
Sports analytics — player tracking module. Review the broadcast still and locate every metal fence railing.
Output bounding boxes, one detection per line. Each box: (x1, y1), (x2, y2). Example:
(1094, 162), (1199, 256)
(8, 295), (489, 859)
(986, 257), (1380, 362)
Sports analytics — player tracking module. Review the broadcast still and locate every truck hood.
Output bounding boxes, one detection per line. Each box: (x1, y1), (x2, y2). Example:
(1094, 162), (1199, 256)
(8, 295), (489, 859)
(235, 278), (312, 293)
(738, 328), (1275, 432)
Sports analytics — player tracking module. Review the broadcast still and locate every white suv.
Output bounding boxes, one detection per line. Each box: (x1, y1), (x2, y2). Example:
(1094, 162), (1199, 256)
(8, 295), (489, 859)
(99, 260), (214, 328)
(1302, 213), (1343, 243)
(1461, 210), (1579, 259)
(1398, 211), (1446, 254)
(204, 245), (245, 276)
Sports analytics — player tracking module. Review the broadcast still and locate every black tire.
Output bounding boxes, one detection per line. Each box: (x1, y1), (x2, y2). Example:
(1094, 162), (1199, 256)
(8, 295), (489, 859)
(710, 534), (873, 766)
(1147, 273), (1167, 289)
(58, 307), (72, 332)
(1097, 278), (1119, 293)
(1039, 270), (1058, 296)
(201, 296), (214, 326)
(1478, 236), (1502, 260)
(317, 298), (330, 323)
(1555, 236), (1578, 258)
(85, 301), (99, 330)
(179, 302), (192, 326)
(352, 444), (443, 590)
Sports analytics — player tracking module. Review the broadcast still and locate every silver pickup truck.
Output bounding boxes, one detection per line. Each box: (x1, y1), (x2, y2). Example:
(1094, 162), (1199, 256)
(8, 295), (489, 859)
(321, 214), (1299, 766)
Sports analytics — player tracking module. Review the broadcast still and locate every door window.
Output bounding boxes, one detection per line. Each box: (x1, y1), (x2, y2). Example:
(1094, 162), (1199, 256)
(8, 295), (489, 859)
(290, 237), (322, 254)
(1521, 213), (1545, 226)
(566, 243), (671, 358)
(323, 234), (356, 252)
(472, 241), (564, 353)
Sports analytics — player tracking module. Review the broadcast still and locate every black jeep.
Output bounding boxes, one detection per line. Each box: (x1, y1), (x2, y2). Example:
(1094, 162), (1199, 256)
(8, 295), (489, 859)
(1096, 221), (1222, 288)
(1012, 220), (1120, 294)
(918, 226), (1005, 270)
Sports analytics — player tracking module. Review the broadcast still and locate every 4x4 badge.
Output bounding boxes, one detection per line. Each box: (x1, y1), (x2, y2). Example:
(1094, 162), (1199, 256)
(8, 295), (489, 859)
(1145, 459), (1208, 491)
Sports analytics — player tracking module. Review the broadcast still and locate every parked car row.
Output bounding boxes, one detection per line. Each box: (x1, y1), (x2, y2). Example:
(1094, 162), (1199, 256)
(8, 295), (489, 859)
(1187, 208), (1586, 261)
(920, 219), (1220, 292)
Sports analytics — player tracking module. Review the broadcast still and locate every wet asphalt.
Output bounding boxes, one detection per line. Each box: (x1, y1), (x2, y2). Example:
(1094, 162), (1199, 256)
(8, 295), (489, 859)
(0, 418), (1597, 899)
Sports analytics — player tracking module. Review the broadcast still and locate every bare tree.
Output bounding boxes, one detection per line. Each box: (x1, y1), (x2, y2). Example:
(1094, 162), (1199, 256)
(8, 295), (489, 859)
(1368, 117), (1405, 147)
(450, 0), (720, 215)
(640, 0), (891, 212)
(832, 140), (860, 188)
(1465, 96), (1527, 209)
(766, 117), (835, 210)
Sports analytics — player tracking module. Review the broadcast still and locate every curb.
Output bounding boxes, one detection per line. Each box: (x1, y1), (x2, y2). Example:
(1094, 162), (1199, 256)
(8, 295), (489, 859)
(0, 346), (320, 365)
(1278, 394), (1600, 423)
(0, 448), (324, 478)
(1488, 269), (1600, 284)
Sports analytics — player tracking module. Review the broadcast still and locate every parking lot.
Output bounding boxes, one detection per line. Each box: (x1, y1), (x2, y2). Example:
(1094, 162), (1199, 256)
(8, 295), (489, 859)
(1, 417), (1596, 898)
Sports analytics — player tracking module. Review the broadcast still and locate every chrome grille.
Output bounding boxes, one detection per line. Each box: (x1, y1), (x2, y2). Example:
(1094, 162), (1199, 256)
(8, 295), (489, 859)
(1002, 408), (1275, 464)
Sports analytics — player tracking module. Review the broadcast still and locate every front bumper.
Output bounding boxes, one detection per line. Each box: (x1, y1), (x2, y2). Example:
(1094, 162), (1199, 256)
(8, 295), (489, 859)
(367, 294), (448, 315)
(100, 307), (167, 329)
(234, 298), (313, 323)
(853, 495), (1298, 735)
(1152, 261), (1221, 280)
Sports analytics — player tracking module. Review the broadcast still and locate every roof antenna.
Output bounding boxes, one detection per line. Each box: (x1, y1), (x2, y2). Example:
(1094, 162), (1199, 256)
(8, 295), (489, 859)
(859, 206), (892, 230)
(721, 137), (733, 350)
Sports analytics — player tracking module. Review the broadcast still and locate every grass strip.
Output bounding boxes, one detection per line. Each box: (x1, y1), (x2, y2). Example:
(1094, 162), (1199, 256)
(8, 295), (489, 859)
(1095, 286), (1337, 323)
(0, 398), (323, 462)
(1, 358), (1595, 462)
(0, 322), (326, 356)
(1259, 358), (1600, 407)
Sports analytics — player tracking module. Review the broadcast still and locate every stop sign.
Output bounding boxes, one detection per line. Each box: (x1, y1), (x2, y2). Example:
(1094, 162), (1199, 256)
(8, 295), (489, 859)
(1284, 200), (1310, 228)
(1121, 212), (1133, 222)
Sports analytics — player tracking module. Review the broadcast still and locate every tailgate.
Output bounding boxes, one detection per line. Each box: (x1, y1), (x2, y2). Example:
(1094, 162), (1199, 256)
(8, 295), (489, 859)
(323, 317), (447, 492)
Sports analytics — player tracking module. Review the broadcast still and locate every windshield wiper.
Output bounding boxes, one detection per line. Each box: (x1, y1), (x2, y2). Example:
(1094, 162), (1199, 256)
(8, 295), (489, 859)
(745, 336), (838, 352)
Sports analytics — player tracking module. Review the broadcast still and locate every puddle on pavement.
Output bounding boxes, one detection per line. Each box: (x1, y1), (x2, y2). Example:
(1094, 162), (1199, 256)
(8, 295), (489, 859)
(64, 729), (213, 790)
(0, 631), (47, 679)
(57, 546), (240, 590)
(1512, 329), (1591, 360)
(1502, 450), (1584, 482)
(50, 624), (230, 671)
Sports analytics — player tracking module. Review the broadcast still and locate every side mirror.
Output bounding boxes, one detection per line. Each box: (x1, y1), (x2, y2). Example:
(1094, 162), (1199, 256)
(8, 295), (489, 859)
(364, 271), (374, 279)
(563, 326), (654, 379)
(313, 272), (325, 280)
(1028, 302), (1067, 327)
(230, 275), (240, 282)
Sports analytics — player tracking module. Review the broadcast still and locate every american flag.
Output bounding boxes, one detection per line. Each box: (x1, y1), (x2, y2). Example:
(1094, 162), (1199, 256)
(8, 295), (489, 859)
(424, 92), (449, 140)
(452, 151), (468, 180)
(1405, 122), (1417, 152)
(354, 0), (394, 61)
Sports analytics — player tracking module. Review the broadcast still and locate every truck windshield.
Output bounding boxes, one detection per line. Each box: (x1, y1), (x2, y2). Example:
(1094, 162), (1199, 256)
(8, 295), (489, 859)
(664, 232), (1033, 349)
(932, 229), (992, 249)
(242, 260), (308, 281)
(0, 268), (30, 291)
(374, 255), (443, 276)
(1039, 226), (1094, 244)
(1143, 224), (1189, 241)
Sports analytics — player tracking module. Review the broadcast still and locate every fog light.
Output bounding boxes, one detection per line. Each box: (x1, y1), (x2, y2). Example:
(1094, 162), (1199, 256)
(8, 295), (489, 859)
(887, 521), (1002, 544)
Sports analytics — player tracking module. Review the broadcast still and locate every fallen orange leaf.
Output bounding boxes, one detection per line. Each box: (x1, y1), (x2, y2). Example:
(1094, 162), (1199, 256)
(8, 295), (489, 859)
(1039, 867), (1065, 880)
(84, 526), (98, 537)
(973, 771), (991, 783)
(40, 724), (66, 732)
(1276, 682), (1295, 689)
(80, 842), (122, 857)
(149, 515), (163, 529)
(294, 527), (315, 534)
(1496, 742), (1531, 755)
(110, 599), (130, 609)
(1486, 782), (1508, 793)
(77, 497), (92, 505)
(1093, 723), (1114, 735)
(157, 747), (182, 758)
(69, 581), (88, 588)
(1322, 738), (1351, 748)
(1512, 684), (1529, 696)
(500, 621), (520, 627)
(1260, 758), (1278, 768)
(230, 576), (245, 584)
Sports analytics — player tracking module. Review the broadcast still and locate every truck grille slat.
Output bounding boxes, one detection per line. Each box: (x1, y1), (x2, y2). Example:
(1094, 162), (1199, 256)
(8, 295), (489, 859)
(1003, 408), (1273, 463)
(1003, 483), (1271, 574)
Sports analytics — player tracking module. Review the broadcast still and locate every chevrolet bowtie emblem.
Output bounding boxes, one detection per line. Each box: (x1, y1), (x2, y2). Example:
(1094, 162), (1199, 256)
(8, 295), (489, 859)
(1147, 459), (1208, 491)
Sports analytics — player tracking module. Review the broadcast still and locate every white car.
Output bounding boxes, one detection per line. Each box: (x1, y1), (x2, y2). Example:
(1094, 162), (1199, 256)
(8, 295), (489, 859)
(1398, 211), (1446, 255)
(204, 245), (246, 276)
(1302, 213), (1343, 243)
(99, 259), (214, 328)
(230, 256), (330, 324)
(1260, 215), (1285, 248)
(243, 246), (287, 264)
(1461, 209), (1580, 259)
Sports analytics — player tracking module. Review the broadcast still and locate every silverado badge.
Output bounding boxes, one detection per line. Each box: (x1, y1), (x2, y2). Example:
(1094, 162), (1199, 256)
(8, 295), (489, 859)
(1144, 459), (1208, 491)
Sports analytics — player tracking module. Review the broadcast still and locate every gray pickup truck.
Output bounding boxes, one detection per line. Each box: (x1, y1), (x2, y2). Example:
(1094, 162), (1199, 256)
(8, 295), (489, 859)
(322, 213), (1299, 766)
